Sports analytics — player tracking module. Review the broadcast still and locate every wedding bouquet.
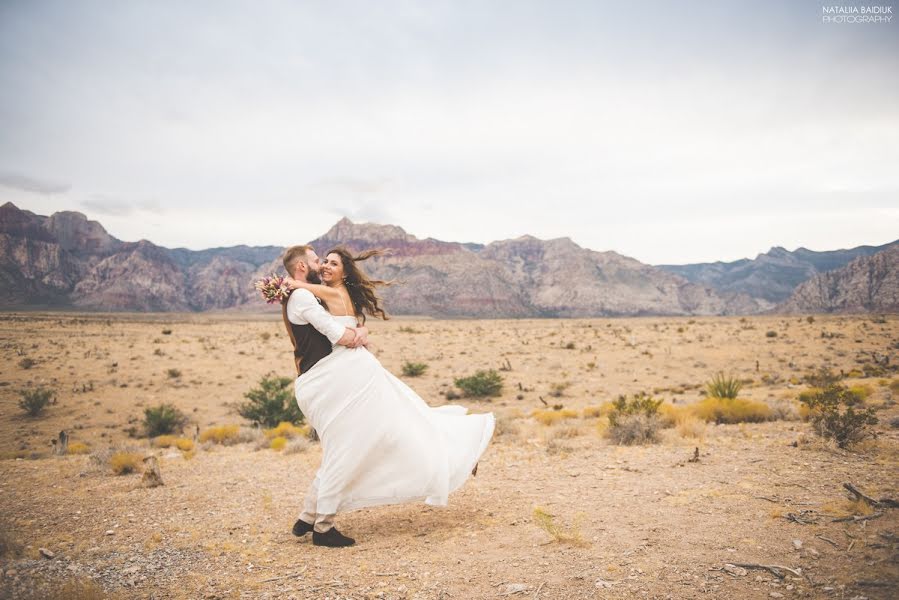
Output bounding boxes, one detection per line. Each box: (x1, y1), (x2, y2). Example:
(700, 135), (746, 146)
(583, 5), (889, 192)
(254, 274), (291, 304)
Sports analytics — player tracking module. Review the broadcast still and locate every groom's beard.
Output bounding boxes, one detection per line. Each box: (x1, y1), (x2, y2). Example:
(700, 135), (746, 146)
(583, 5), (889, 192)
(306, 269), (322, 285)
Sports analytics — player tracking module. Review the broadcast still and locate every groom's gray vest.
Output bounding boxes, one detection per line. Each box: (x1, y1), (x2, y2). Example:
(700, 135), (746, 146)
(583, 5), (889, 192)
(281, 295), (332, 376)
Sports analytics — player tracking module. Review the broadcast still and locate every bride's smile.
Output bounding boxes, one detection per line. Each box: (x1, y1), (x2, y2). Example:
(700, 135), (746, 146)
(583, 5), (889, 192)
(320, 253), (345, 286)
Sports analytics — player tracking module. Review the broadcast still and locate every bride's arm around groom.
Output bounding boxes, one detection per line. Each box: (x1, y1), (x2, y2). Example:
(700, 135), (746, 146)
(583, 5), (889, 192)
(287, 287), (368, 348)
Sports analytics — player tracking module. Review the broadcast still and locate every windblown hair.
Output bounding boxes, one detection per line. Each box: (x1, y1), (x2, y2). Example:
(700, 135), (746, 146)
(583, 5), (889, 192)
(326, 246), (392, 323)
(282, 245), (313, 277)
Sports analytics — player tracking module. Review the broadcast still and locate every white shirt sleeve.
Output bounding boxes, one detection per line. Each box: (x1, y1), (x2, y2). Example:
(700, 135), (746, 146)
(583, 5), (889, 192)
(286, 289), (347, 345)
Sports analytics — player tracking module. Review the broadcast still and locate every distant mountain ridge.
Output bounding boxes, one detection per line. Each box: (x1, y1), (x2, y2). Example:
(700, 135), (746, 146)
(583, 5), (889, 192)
(657, 241), (897, 304)
(1, 202), (896, 316)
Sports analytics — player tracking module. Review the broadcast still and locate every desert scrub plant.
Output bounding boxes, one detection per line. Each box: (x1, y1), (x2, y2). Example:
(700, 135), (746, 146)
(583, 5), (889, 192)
(605, 393), (664, 445)
(153, 435), (193, 451)
(264, 421), (308, 439)
(199, 425), (241, 445)
(109, 451), (143, 475)
(689, 397), (772, 424)
(143, 403), (188, 437)
(18, 387), (55, 417)
(582, 402), (613, 418)
(237, 373), (303, 427)
(799, 383), (878, 449)
(18, 357), (35, 369)
(165, 368), (182, 379)
(454, 369), (503, 398)
(705, 371), (742, 399)
(532, 506), (588, 546)
(675, 414), (707, 440)
(284, 436), (310, 454)
(270, 436), (288, 451)
(401, 361), (428, 377)
(803, 366), (841, 388)
(66, 442), (90, 455)
(532, 408), (579, 426)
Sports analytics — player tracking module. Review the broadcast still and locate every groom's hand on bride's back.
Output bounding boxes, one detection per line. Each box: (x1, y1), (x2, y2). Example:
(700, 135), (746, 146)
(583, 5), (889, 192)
(336, 326), (368, 348)
(350, 327), (369, 348)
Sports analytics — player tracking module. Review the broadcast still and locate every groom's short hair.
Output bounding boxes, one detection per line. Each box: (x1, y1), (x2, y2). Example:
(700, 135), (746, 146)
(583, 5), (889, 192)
(283, 245), (314, 276)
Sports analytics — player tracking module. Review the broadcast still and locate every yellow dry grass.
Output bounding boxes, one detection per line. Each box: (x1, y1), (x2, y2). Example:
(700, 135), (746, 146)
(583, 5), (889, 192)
(66, 442), (90, 455)
(109, 452), (143, 475)
(264, 421), (308, 439)
(199, 425), (240, 445)
(532, 408), (579, 426)
(689, 397), (772, 424)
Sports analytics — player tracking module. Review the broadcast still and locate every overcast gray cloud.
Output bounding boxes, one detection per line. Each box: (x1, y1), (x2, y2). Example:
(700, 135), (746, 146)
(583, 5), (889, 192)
(0, 170), (70, 194)
(0, 1), (896, 264)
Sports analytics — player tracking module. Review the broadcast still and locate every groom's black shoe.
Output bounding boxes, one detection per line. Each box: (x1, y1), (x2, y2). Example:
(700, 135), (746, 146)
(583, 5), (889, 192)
(292, 518), (314, 537)
(312, 527), (355, 547)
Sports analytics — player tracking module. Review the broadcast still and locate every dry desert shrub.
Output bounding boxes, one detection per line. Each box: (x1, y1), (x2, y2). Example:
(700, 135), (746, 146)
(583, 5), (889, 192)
(493, 413), (522, 438)
(605, 393), (664, 445)
(532, 506), (588, 547)
(66, 441), (90, 455)
(532, 408), (578, 426)
(548, 422), (584, 439)
(270, 436), (288, 451)
(109, 451), (143, 475)
(264, 421), (308, 439)
(284, 437), (310, 454)
(606, 413), (663, 445)
(199, 425), (241, 445)
(657, 402), (685, 427)
(155, 436), (194, 451)
(582, 403), (612, 418)
(768, 398), (801, 421)
(675, 414), (706, 440)
(689, 397), (773, 424)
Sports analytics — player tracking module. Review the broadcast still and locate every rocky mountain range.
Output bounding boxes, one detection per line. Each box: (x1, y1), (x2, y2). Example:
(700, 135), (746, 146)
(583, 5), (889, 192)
(1, 202), (896, 317)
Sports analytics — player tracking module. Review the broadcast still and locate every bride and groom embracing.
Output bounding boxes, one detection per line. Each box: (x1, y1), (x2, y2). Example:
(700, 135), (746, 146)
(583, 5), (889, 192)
(278, 244), (495, 548)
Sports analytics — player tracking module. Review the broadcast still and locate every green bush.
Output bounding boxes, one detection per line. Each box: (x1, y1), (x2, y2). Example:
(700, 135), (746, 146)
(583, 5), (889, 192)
(705, 371), (742, 399)
(143, 403), (188, 437)
(19, 387), (54, 417)
(401, 361), (428, 377)
(238, 373), (303, 427)
(799, 383), (878, 449)
(454, 369), (503, 398)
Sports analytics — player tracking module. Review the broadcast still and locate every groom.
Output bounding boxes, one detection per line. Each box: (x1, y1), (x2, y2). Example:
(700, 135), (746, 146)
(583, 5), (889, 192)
(281, 244), (366, 547)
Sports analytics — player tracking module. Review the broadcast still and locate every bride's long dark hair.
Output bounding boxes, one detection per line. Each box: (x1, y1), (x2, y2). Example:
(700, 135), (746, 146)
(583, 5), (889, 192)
(327, 246), (392, 324)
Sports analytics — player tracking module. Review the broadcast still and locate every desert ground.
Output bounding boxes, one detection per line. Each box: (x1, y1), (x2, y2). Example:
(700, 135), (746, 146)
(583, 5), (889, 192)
(0, 311), (897, 599)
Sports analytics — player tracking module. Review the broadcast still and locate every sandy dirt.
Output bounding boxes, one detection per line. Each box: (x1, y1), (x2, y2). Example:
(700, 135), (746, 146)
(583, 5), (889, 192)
(1, 312), (897, 599)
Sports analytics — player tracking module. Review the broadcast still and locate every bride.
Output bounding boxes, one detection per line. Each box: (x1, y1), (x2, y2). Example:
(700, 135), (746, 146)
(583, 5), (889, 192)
(283, 246), (495, 547)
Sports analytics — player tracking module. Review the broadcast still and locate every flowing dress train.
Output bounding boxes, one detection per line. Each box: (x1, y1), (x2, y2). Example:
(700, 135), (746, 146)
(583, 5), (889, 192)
(294, 316), (495, 515)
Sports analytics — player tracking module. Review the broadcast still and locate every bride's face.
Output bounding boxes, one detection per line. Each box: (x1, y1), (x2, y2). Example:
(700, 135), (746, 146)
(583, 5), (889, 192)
(320, 253), (345, 285)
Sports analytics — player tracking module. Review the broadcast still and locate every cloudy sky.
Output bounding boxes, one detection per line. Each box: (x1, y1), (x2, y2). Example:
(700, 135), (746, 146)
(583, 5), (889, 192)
(1, 1), (896, 264)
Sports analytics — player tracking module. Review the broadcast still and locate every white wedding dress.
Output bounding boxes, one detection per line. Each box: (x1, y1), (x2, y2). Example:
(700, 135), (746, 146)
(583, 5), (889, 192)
(294, 315), (495, 515)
